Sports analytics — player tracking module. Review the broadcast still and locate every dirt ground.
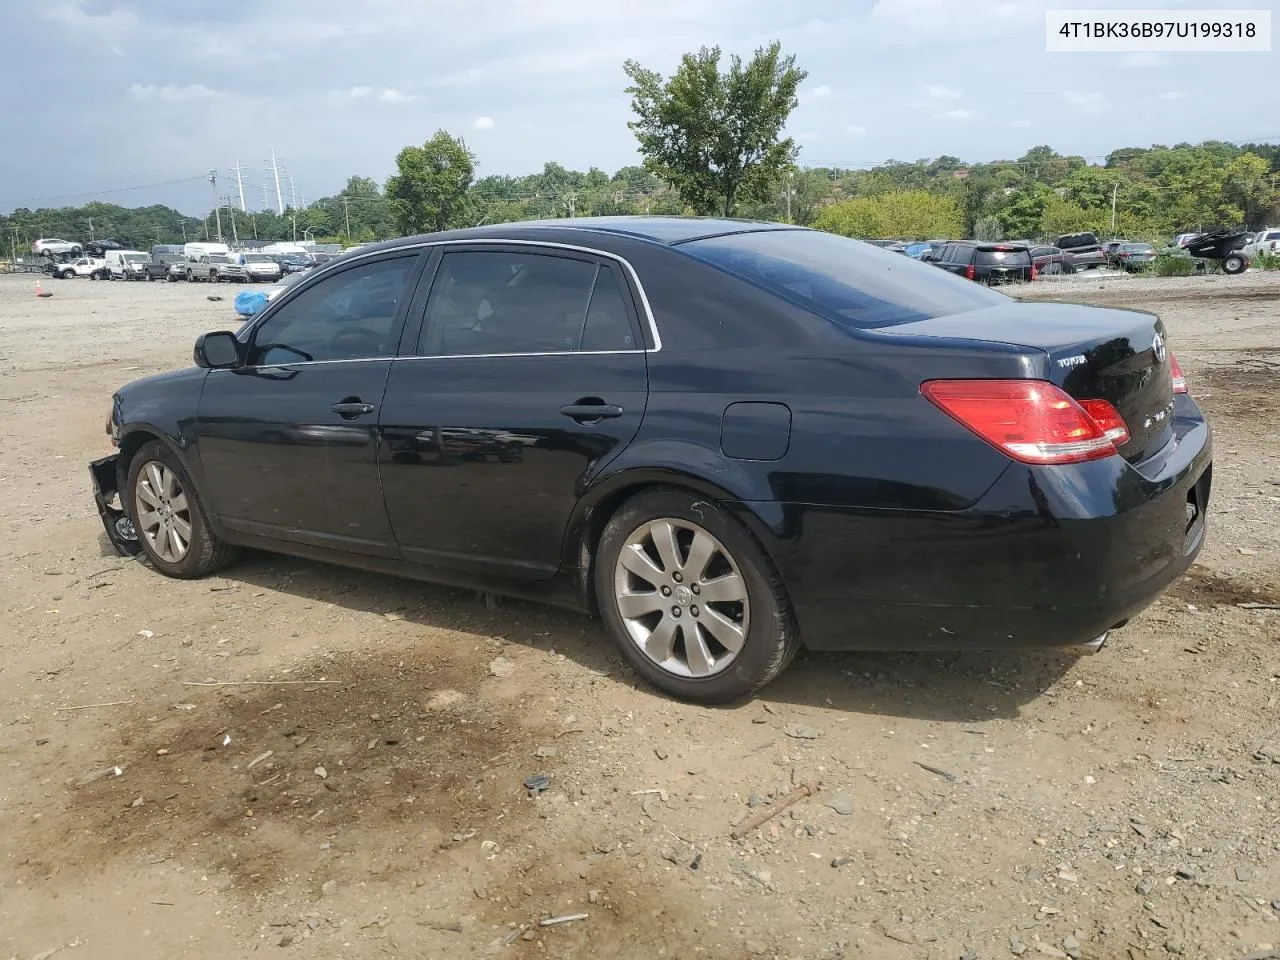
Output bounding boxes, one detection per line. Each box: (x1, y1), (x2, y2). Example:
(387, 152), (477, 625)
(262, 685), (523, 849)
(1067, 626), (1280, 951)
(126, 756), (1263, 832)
(0, 270), (1277, 960)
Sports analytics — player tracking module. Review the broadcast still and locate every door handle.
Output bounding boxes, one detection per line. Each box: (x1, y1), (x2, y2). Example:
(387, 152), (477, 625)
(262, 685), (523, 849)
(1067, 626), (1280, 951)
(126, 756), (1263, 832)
(331, 400), (375, 419)
(560, 402), (623, 423)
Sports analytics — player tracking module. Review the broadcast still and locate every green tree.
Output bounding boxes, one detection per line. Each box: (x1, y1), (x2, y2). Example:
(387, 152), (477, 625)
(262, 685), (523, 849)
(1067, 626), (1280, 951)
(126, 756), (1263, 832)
(813, 191), (964, 239)
(385, 130), (476, 234)
(623, 41), (807, 216)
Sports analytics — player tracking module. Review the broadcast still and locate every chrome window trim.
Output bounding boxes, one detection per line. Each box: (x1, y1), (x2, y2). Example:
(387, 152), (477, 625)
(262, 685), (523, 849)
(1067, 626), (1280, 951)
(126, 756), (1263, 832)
(225, 347), (647, 372)
(321, 236), (663, 353)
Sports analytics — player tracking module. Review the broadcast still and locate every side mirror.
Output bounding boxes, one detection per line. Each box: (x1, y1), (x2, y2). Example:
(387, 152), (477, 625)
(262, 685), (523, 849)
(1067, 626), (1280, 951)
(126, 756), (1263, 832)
(194, 331), (243, 369)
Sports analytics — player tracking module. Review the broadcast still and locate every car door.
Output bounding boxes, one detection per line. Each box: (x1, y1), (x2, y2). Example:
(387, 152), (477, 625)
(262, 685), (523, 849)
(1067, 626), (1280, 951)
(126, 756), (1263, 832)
(194, 250), (426, 558)
(379, 244), (649, 579)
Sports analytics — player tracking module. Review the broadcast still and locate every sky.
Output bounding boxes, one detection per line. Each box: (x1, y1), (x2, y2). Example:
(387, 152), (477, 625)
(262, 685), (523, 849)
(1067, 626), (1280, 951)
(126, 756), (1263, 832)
(2, 0), (1276, 216)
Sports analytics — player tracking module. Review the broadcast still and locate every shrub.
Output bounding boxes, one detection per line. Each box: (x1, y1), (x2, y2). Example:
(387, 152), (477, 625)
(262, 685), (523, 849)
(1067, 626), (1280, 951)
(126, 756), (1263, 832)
(1148, 249), (1197, 276)
(1252, 252), (1280, 271)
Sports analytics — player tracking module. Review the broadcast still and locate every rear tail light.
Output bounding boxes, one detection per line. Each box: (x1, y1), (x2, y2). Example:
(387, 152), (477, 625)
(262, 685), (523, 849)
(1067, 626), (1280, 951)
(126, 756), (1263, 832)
(964, 263), (975, 281)
(1030, 264), (1038, 280)
(1169, 354), (1187, 394)
(921, 379), (1126, 465)
(1077, 398), (1130, 445)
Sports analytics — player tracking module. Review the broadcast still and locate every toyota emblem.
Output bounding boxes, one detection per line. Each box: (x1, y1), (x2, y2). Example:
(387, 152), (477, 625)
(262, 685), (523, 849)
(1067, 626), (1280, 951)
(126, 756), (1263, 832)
(1151, 332), (1167, 363)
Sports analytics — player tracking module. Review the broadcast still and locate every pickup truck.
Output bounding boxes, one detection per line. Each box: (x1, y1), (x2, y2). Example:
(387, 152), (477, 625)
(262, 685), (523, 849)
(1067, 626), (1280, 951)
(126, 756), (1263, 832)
(184, 254), (250, 283)
(140, 253), (187, 281)
(51, 257), (108, 280)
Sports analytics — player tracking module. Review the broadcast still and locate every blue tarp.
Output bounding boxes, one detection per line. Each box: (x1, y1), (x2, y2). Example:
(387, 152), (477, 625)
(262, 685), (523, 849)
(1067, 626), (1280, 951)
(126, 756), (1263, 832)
(234, 290), (269, 317)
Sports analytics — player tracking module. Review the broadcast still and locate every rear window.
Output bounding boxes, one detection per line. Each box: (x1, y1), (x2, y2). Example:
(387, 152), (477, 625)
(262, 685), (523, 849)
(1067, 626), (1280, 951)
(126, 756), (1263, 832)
(1057, 233), (1098, 248)
(1121, 243), (1154, 253)
(1266, 232), (1280, 241)
(975, 247), (1031, 266)
(679, 229), (1005, 329)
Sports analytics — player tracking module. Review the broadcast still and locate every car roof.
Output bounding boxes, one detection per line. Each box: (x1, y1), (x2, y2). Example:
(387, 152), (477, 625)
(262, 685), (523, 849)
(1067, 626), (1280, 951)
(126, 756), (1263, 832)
(351, 216), (800, 255)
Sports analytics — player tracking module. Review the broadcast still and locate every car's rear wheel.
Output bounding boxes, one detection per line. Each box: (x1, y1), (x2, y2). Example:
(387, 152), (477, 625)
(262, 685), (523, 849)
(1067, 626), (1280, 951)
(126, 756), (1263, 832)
(1222, 254), (1246, 275)
(127, 440), (236, 578)
(595, 488), (799, 703)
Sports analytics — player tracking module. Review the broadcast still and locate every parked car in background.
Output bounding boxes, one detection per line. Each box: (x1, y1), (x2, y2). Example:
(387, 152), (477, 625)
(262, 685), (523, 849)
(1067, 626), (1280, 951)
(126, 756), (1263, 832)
(143, 253), (187, 281)
(926, 241), (1035, 284)
(1103, 240), (1129, 263)
(275, 254), (314, 274)
(904, 242), (937, 260)
(32, 238), (82, 257)
(1055, 232), (1106, 269)
(84, 240), (128, 258)
(88, 217), (1211, 703)
(52, 256), (107, 280)
(240, 253), (284, 282)
(1029, 245), (1075, 275)
(107, 250), (151, 280)
(1243, 228), (1280, 259)
(185, 254), (249, 283)
(1112, 242), (1158, 271)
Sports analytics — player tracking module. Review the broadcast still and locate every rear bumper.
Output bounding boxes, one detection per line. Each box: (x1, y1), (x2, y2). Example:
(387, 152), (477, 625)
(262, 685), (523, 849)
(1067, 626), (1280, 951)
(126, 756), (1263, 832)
(763, 401), (1212, 652)
(89, 454), (141, 557)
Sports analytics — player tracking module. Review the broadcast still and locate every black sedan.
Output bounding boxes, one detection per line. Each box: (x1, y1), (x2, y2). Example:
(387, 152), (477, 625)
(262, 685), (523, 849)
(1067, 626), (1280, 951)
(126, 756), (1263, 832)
(89, 217), (1212, 703)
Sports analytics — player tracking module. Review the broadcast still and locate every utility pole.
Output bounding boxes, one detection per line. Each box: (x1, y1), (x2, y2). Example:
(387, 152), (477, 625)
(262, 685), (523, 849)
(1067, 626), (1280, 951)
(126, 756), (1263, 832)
(233, 159), (247, 212)
(209, 170), (223, 241)
(1110, 181), (1119, 233)
(342, 197), (351, 238)
(226, 198), (239, 245)
(288, 174), (298, 211)
(87, 216), (94, 239)
(785, 170), (794, 223)
(269, 149), (284, 215)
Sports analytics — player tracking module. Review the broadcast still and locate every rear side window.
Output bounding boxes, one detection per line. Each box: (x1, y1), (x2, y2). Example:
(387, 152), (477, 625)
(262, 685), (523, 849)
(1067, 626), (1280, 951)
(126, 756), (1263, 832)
(975, 248), (1031, 266)
(419, 250), (638, 355)
(679, 229), (1004, 329)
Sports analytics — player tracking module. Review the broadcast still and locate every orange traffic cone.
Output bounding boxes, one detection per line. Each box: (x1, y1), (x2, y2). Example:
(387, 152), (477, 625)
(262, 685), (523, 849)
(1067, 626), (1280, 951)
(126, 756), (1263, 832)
(35, 277), (51, 298)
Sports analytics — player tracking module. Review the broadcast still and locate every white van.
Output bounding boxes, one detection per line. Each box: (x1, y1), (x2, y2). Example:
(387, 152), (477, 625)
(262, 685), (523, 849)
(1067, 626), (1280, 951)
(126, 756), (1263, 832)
(106, 250), (151, 280)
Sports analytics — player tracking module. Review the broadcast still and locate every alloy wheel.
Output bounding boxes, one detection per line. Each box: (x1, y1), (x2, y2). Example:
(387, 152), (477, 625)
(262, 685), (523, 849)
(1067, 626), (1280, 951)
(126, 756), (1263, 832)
(612, 517), (749, 678)
(134, 461), (192, 563)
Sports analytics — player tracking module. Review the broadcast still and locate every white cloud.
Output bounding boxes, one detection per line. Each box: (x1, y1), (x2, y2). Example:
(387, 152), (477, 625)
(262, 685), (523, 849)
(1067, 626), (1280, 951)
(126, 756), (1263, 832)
(377, 88), (417, 103)
(472, 115), (496, 131)
(1121, 52), (1165, 68)
(809, 84), (832, 98)
(796, 131), (821, 141)
(1064, 90), (1107, 111)
(943, 108), (976, 120)
(845, 124), (867, 135)
(345, 86), (374, 99)
(1159, 91), (1187, 100)
(927, 84), (962, 100)
(126, 83), (224, 102)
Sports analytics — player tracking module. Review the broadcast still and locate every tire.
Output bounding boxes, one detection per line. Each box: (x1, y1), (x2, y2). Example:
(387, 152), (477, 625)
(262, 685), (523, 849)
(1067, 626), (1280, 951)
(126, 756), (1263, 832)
(210, 271), (219, 282)
(594, 488), (799, 703)
(59, 270), (74, 280)
(146, 272), (154, 282)
(185, 270), (193, 282)
(125, 440), (236, 578)
(167, 274), (177, 282)
(1042, 262), (1062, 276)
(1222, 254), (1246, 275)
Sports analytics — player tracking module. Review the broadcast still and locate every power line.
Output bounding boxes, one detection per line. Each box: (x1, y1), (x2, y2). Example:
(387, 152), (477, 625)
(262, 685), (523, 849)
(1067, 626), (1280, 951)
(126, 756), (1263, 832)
(0, 174), (209, 207)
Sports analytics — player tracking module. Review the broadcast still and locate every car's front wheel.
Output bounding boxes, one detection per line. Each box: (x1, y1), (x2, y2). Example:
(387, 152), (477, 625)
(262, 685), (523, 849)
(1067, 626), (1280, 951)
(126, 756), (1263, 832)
(595, 488), (799, 703)
(127, 440), (236, 578)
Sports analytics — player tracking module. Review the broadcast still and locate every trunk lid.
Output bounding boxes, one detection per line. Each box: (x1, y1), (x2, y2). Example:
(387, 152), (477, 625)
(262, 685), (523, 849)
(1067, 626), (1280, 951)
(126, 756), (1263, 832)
(882, 302), (1176, 464)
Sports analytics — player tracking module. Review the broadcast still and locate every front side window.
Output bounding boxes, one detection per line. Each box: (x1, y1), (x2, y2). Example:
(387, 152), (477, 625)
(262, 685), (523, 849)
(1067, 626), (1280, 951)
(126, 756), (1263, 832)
(680, 229), (1004, 329)
(249, 256), (414, 365)
(420, 250), (634, 356)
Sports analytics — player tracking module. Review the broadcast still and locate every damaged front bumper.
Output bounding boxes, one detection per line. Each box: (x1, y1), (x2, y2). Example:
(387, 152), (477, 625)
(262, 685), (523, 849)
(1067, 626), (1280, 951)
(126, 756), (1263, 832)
(90, 454), (141, 557)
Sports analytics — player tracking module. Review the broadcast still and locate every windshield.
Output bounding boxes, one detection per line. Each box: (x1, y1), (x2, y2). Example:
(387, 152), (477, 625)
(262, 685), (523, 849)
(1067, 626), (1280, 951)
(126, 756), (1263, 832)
(679, 229), (1005, 329)
(123, 253), (147, 262)
(244, 254), (273, 263)
(210, 256), (233, 264)
(1121, 243), (1154, 253)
